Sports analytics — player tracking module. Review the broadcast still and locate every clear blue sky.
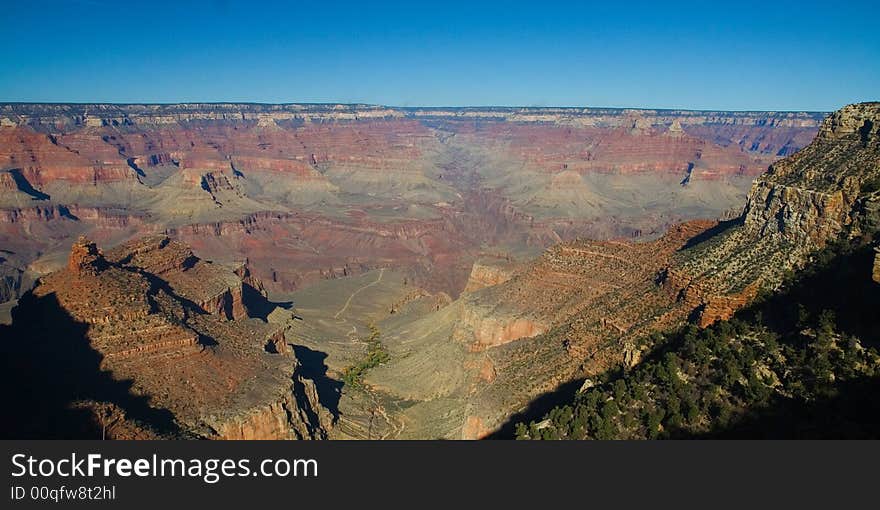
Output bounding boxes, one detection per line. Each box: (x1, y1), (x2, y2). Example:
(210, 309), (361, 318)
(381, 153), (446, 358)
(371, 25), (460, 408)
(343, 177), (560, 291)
(1, 0), (878, 111)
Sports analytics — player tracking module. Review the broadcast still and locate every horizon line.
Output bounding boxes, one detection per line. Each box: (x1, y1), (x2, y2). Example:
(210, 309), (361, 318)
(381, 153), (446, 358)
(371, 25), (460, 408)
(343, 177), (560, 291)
(0, 100), (844, 115)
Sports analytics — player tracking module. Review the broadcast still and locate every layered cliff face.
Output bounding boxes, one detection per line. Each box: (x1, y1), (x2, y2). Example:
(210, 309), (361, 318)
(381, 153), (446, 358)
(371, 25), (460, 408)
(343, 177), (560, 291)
(0, 103), (822, 306)
(0, 236), (330, 439)
(672, 102), (880, 324)
(463, 259), (516, 293)
(744, 103), (880, 237)
(743, 103), (879, 239)
(441, 223), (714, 437)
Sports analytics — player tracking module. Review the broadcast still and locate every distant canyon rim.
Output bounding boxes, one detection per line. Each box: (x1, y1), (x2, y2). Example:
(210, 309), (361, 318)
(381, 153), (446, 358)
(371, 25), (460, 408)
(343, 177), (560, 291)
(0, 102), (830, 438)
(0, 103), (824, 302)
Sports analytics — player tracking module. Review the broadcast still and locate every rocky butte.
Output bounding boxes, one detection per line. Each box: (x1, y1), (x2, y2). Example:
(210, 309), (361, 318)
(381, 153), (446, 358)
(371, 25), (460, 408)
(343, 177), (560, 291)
(0, 235), (331, 439)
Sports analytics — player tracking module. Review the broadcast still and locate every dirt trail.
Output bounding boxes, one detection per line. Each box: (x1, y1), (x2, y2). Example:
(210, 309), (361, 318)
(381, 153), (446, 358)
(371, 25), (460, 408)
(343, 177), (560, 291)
(334, 268), (385, 321)
(367, 390), (405, 440)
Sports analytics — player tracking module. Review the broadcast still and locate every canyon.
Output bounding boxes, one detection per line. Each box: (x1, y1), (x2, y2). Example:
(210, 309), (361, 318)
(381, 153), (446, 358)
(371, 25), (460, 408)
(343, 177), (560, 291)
(3, 102), (847, 439)
(0, 103), (823, 306)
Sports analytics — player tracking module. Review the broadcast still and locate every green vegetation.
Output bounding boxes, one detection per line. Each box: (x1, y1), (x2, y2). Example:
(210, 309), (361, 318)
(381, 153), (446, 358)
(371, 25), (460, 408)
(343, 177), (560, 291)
(341, 323), (390, 390)
(517, 233), (880, 440)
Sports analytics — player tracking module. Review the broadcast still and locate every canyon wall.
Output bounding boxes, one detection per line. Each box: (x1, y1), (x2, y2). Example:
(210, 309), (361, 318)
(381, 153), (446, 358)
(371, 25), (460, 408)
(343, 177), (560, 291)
(0, 102), (823, 305)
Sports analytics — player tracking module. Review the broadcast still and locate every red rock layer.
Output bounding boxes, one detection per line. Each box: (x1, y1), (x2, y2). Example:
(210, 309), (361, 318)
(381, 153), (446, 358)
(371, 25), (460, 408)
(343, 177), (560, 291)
(0, 127), (135, 186)
(458, 220), (716, 351)
(455, 122), (786, 179)
(664, 267), (761, 327)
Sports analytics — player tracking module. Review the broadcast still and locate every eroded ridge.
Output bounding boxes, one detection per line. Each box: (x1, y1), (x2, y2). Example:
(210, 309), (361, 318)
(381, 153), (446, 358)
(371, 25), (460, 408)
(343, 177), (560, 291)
(1, 235), (332, 439)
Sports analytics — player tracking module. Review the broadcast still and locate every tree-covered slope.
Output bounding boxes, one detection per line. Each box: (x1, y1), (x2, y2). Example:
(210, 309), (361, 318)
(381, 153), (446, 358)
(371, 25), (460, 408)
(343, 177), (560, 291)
(517, 233), (880, 439)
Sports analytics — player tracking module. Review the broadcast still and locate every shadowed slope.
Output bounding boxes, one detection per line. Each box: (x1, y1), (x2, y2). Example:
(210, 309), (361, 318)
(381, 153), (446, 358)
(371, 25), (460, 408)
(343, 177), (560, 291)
(0, 291), (180, 438)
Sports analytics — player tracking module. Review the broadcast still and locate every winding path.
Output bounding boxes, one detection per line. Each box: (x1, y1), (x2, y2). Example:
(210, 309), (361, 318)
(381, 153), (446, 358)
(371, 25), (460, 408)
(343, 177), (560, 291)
(334, 268), (385, 321)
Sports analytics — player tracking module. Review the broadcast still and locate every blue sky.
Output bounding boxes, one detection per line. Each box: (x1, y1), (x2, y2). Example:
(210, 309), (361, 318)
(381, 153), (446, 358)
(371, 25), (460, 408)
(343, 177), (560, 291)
(1, 0), (878, 110)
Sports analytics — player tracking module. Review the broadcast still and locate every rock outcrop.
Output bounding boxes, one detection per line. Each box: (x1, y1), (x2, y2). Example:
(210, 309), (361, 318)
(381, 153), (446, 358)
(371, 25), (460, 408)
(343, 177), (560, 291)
(673, 102), (880, 325)
(68, 236), (106, 274)
(107, 235), (250, 320)
(0, 236), (331, 439)
(463, 259), (516, 293)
